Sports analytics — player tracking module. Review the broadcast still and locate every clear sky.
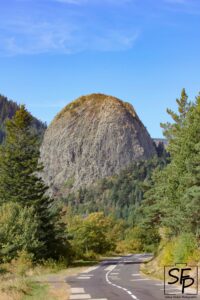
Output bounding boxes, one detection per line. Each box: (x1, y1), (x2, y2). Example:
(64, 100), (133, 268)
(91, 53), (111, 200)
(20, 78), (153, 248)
(0, 0), (200, 137)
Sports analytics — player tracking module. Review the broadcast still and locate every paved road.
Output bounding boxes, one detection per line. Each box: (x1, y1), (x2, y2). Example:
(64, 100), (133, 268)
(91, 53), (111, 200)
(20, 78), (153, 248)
(66, 254), (200, 300)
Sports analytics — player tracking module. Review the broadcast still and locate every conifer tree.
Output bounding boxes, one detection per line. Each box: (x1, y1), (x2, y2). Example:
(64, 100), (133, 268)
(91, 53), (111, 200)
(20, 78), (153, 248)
(180, 95), (200, 237)
(0, 106), (46, 205)
(161, 88), (191, 156)
(140, 90), (200, 238)
(0, 106), (67, 260)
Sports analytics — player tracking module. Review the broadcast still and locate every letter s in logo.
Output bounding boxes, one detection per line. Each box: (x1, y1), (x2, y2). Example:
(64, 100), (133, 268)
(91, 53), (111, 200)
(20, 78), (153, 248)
(168, 268), (179, 284)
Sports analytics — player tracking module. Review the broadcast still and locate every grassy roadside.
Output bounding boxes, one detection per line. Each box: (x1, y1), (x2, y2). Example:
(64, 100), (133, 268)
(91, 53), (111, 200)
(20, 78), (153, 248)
(140, 248), (200, 290)
(0, 253), (125, 300)
(0, 260), (99, 300)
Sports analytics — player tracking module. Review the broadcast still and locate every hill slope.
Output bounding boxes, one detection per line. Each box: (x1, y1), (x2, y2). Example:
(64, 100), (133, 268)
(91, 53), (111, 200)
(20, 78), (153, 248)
(40, 93), (156, 196)
(0, 94), (46, 143)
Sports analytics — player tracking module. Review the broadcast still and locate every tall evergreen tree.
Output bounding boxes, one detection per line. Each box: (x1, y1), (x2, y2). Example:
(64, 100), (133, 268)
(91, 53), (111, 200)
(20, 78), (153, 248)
(179, 95), (200, 237)
(139, 89), (200, 239)
(0, 106), (67, 260)
(161, 88), (191, 156)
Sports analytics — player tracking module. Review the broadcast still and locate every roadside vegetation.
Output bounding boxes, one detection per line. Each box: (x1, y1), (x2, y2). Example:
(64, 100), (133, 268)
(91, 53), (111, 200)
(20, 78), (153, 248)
(0, 89), (199, 298)
(139, 89), (200, 278)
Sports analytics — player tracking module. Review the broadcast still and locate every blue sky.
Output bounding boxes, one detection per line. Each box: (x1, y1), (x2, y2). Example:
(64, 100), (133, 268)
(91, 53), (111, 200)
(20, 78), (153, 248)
(0, 0), (200, 137)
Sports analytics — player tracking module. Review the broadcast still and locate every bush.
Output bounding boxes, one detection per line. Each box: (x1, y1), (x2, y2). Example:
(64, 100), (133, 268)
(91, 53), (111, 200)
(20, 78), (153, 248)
(41, 257), (68, 272)
(173, 233), (198, 263)
(158, 233), (199, 267)
(0, 202), (43, 262)
(124, 226), (160, 253)
(83, 250), (98, 260)
(158, 240), (174, 266)
(9, 250), (33, 276)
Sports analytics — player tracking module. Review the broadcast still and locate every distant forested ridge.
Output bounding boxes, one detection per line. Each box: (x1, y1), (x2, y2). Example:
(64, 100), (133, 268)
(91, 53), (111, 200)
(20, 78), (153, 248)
(0, 94), (46, 143)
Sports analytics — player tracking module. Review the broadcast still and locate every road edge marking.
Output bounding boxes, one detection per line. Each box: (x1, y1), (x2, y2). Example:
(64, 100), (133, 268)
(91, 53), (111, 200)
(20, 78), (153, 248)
(105, 261), (139, 300)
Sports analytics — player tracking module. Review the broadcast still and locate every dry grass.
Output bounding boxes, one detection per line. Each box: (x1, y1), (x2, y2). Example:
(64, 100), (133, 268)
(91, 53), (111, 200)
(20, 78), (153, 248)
(0, 274), (31, 300)
(32, 266), (90, 300)
(0, 260), (90, 300)
(53, 93), (137, 123)
(48, 281), (70, 300)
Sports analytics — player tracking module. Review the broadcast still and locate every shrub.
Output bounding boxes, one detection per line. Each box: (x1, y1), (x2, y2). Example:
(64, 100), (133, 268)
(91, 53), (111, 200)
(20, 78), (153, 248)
(124, 226), (160, 253)
(158, 233), (199, 267)
(173, 233), (198, 263)
(9, 250), (33, 276)
(158, 240), (174, 266)
(41, 257), (68, 272)
(0, 202), (43, 262)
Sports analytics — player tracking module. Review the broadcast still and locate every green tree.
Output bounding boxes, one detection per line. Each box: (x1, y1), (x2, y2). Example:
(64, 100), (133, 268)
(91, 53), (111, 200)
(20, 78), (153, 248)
(67, 212), (120, 257)
(178, 95), (200, 236)
(160, 88), (191, 146)
(139, 90), (200, 241)
(0, 105), (67, 260)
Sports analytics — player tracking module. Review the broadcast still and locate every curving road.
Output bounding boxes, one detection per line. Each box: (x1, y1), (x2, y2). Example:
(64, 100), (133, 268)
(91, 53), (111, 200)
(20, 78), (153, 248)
(66, 254), (200, 300)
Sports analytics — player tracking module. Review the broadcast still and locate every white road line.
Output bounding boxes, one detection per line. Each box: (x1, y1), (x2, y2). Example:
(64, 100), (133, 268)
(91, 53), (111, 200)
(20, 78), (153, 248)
(77, 276), (91, 279)
(70, 294), (91, 299)
(104, 265), (116, 271)
(79, 274), (94, 277)
(82, 266), (99, 273)
(132, 274), (140, 276)
(71, 287), (85, 293)
(105, 264), (139, 300)
(111, 272), (119, 275)
(131, 278), (150, 281)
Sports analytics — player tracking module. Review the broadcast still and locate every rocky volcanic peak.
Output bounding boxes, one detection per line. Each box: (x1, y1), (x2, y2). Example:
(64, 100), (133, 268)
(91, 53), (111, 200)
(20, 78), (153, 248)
(40, 94), (156, 196)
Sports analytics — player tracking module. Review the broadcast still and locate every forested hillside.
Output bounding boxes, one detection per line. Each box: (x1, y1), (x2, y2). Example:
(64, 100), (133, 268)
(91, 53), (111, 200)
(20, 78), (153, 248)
(0, 94), (46, 143)
(63, 154), (168, 223)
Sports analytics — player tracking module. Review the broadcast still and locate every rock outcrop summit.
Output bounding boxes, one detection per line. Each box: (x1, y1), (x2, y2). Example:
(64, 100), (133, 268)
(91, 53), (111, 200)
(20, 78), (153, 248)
(40, 94), (156, 196)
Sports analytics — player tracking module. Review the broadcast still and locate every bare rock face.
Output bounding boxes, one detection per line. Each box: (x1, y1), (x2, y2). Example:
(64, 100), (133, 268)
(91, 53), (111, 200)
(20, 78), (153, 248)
(40, 94), (156, 196)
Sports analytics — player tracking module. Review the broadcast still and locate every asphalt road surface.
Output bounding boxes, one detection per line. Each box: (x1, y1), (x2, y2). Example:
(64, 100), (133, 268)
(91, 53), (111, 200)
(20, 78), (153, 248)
(66, 254), (200, 300)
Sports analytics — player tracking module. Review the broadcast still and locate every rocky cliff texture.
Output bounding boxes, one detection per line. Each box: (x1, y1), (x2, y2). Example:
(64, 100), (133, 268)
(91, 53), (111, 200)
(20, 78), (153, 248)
(40, 94), (156, 196)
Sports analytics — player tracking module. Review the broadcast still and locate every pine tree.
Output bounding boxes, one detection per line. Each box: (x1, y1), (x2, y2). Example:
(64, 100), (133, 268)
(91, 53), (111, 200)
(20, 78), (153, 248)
(0, 106), (46, 205)
(140, 90), (200, 238)
(0, 105), (67, 260)
(160, 88), (191, 155)
(180, 95), (200, 237)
